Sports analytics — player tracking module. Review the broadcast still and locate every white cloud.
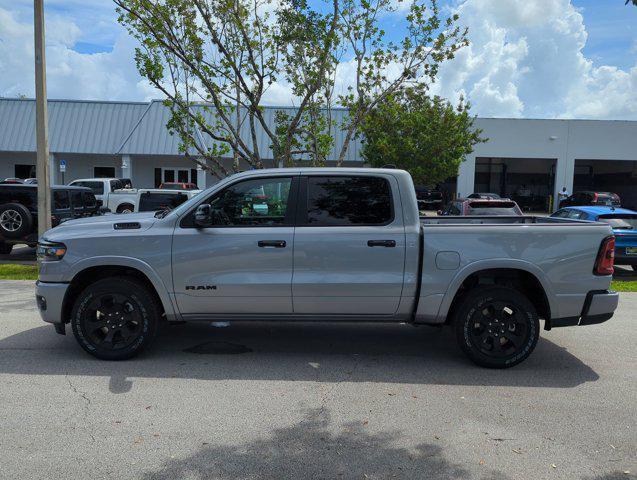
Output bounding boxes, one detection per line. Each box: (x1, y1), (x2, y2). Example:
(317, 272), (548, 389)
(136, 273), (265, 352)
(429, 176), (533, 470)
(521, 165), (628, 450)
(432, 0), (637, 119)
(0, 1), (635, 120)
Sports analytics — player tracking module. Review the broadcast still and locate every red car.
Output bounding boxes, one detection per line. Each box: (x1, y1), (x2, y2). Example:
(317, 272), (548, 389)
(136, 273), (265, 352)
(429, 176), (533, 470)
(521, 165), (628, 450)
(438, 198), (523, 216)
(559, 191), (620, 209)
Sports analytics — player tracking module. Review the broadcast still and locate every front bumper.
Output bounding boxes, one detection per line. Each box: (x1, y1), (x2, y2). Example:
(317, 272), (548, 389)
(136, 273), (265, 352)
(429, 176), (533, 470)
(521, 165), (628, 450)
(550, 290), (619, 328)
(35, 280), (69, 325)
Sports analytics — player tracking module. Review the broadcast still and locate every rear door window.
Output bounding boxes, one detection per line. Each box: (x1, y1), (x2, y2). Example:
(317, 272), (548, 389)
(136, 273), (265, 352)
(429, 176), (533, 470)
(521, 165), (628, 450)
(70, 191), (84, 215)
(83, 192), (97, 209)
(304, 176), (393, 226)
(71, 181), (104, 195)
(53, 191), (70, 211)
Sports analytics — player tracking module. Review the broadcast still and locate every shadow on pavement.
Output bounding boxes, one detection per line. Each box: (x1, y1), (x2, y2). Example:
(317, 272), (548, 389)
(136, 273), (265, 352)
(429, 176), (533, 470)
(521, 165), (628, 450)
(0, 321), (599, 393)
(141, 408), (509, 480)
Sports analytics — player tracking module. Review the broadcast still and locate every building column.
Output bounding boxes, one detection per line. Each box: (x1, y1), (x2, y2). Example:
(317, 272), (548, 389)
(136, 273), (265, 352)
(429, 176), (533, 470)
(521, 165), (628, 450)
(456, 154), (476, 198)
(196, 162), (207, 190)
(49, 153), (58, 185)
(121, 155), (133, 183)
(553, 156), (575, 212)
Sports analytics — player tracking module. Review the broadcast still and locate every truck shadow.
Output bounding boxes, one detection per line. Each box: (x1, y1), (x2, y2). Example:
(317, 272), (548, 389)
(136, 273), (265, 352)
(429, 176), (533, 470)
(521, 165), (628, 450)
(0, 322), (598, 393)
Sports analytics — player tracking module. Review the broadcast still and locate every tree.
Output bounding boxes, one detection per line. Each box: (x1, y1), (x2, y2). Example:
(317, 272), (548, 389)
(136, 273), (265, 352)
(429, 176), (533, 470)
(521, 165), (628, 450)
(360, 88), (486, 186)
(626, 0), (637, 6)
(115, 0), (467, 175)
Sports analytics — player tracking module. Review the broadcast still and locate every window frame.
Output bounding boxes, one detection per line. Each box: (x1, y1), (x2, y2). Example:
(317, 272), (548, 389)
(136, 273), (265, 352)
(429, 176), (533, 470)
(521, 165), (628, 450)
(296, 174), (395, 227)
(180, 175), (299, 229)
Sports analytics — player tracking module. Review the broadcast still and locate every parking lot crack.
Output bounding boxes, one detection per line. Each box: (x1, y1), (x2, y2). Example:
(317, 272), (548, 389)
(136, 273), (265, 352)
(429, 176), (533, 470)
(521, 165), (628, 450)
(66, 376), (95, 443)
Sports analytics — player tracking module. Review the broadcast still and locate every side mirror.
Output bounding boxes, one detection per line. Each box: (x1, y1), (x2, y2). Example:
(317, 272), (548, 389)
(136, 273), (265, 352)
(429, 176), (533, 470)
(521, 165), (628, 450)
(194, 204), (213, 227)
(96, 199), (104, 207)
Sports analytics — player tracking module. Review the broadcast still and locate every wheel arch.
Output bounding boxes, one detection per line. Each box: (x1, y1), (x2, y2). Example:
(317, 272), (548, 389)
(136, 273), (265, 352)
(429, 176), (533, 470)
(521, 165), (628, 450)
(438, 260), (554, 325)
(61, 258), (178, 324)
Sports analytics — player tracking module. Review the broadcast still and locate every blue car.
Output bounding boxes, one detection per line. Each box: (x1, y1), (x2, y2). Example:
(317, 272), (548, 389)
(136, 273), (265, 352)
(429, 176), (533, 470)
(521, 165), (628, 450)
(552, 206), (637, 270)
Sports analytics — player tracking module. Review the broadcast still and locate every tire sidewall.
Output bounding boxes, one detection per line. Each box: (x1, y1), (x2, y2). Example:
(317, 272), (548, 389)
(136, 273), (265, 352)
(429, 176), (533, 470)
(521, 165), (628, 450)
(71, 279), (158, 360)
(456, 288), (539, 368)
(0, 203), (33, 239)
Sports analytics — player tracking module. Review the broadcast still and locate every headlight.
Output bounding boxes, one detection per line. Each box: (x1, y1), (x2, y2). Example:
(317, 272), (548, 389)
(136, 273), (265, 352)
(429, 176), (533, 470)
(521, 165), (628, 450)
(37, 243), (67, 261)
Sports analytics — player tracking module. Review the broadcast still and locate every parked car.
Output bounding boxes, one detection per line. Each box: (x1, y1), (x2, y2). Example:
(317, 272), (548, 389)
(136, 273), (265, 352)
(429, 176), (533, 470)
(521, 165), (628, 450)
(552, 206), (637, 270)
(559, 191), (620, 209)
(158, 182), (199, 191)
(414, 186), (443, 210)
(68, 178), (137, 213)
(438, 198), (523, 216)
(0, 184), (102, 254)
(36, 168), (617, 368)
(0, 178), (24, 184)
(467, 192), (501, 199)
(23, 178), (38, 184)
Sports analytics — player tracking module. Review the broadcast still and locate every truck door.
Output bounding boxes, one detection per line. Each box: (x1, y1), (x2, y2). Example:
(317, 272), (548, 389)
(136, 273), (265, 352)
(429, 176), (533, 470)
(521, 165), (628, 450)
(172, 175), (298, 316)
(292, 174), (406, 315)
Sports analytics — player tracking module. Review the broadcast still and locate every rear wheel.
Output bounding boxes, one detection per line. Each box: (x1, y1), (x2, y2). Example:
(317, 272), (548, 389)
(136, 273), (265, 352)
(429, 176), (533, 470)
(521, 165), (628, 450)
(116, 203), (134, 214)
(71, 277), (160, 360)
(453, 286), (539, 368)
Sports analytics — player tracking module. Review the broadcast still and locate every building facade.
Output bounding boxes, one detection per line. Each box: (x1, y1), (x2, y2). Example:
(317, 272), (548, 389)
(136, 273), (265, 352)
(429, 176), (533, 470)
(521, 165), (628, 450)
(1, 98), (636, 211)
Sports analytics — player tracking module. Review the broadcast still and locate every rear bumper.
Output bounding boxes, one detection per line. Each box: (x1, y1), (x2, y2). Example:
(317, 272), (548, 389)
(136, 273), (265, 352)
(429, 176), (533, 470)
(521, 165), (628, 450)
(35, 280), (68, 325)
(550, 290), (619, 328)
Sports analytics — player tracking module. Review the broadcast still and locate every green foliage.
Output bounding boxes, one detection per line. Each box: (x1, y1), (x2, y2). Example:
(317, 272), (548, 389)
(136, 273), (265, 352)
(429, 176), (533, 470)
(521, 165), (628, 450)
(115, 0), (468, 174)
(361, 88), (486, 186)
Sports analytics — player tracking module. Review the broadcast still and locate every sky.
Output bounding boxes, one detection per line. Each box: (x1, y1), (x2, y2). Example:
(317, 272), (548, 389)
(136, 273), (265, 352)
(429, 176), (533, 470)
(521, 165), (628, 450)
(0, 0), (635, 120)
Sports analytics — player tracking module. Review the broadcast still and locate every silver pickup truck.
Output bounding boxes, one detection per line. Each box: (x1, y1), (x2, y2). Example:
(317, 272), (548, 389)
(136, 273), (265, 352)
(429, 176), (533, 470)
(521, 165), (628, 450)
(35, 168), (619, 368)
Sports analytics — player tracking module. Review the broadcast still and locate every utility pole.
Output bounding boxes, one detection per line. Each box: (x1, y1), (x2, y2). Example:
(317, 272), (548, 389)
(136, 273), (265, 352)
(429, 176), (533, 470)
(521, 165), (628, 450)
(34, 0), (52, 236)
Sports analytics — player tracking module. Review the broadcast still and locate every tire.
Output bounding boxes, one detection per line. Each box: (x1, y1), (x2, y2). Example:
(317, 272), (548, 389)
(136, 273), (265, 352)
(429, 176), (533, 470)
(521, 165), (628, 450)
(71, 277), (161, 360)
(116, 203), (134, 214)
(453, 286), (540, 369)
(0, 203), (33, 239)
(0, 242), (12, 255)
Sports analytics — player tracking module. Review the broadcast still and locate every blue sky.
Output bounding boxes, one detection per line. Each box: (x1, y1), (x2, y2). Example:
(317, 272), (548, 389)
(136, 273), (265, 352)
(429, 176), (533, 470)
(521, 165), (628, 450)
(0, 0), (635, 119)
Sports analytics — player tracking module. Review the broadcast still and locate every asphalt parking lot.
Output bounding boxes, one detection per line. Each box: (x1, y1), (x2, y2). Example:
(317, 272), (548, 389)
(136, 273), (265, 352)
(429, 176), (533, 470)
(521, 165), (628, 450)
(0, 281), (635, 480)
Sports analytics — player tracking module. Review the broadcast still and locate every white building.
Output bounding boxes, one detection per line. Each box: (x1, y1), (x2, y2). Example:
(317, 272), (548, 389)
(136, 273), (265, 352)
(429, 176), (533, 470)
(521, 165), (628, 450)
(1, 98), (636, 211)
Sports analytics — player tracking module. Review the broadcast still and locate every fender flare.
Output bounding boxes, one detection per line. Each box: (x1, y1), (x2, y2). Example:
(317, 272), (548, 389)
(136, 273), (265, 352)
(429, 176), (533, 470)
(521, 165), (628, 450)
(435, 258), (557, 322)
(67, 256), (178, 320)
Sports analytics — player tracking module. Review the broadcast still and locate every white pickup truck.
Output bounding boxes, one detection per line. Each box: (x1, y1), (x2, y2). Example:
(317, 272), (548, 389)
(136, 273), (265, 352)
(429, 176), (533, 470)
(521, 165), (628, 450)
(68, 179), (200, 213)
(69, 178), (137, 213)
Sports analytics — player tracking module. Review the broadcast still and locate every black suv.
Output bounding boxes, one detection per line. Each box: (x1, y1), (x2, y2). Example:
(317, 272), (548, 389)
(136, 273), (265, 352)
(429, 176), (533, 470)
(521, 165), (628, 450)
(0, 185), (102, 254)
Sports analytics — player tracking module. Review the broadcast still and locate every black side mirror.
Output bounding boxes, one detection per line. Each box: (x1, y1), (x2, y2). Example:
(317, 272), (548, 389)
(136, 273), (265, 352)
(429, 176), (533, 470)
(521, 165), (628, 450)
(194, 204), (213, 227)
(96, 199), (104, 207)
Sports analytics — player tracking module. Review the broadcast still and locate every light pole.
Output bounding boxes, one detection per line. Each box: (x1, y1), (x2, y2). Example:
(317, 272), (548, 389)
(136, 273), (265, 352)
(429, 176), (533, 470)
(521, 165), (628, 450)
(34, 0), (52, 236)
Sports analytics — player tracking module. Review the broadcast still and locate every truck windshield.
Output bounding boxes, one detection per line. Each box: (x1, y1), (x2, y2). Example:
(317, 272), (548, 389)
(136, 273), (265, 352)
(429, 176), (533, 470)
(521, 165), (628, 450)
(597, 215), (637, 230)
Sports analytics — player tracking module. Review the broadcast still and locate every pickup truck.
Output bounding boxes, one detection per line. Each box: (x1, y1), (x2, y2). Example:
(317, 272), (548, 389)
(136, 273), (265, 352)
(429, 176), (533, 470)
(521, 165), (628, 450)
(69, 178), (137, 213)
(35, 168), (619, 368)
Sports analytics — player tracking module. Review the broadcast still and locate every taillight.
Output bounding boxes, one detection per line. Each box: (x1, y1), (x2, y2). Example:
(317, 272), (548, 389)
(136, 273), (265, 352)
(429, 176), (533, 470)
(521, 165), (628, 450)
(592, 192), (599, 204)
(594, 236), (615, 276)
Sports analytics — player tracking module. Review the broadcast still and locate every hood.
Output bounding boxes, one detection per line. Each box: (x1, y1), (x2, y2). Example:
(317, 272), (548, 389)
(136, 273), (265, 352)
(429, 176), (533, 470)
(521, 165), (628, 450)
(42, 212), (158, 242)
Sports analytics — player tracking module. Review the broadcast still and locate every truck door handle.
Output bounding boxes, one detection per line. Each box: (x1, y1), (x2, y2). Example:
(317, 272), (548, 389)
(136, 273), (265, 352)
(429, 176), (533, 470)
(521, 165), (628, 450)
(367, 240), (396, 248)
(258, 240), (286, 248)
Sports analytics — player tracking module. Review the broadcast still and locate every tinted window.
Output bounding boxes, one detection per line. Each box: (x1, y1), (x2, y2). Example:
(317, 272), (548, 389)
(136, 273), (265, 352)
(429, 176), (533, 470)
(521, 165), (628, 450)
(110, 180), (123, 191)
(71, 181), (104, 195)
(200, 177), (292, 226)
(83, 192), (97, 208)
(53, 191), (70, 210)
(306, 176), (392, 226)
(139, 192), (189, 212)
(71, 191), (84, 211)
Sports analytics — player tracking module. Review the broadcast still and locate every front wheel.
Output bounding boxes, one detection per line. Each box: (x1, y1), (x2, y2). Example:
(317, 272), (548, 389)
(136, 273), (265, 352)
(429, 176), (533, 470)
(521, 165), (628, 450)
(71, 277), (160, 360)
(453, 286), (539, 368)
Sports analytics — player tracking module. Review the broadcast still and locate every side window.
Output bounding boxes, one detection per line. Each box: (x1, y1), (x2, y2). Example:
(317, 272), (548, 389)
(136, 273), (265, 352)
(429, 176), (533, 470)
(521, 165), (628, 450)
(53, 191), (70, 210)
(565, 210), (582, 219)
(305, 176), (392, 226)
(200, 177), (293, 227)
(110, 180), (123, 191)
(83, 192), (97, 208)
(71, 191), (84, 212)
(72, 181), (104, 196)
